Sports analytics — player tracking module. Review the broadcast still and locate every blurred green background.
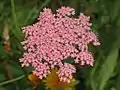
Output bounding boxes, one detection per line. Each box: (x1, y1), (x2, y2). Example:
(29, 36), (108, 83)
(0, 0), (120, 90)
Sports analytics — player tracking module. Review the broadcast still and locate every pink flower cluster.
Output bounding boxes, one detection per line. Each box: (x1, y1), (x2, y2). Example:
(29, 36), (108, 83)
(57, 63), (76, 83)
(19, 6), (100, 83)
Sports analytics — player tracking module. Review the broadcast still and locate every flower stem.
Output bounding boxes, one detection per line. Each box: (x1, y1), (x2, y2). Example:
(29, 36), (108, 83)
(10, 0), (18, 29)
(0, 75), (25, 86)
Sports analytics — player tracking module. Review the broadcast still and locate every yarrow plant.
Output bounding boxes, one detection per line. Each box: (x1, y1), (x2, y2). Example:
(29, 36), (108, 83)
(20, 6), (100, 83)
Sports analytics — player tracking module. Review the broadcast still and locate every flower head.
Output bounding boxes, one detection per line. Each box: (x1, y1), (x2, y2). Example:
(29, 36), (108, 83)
(20, 6), (100, 83)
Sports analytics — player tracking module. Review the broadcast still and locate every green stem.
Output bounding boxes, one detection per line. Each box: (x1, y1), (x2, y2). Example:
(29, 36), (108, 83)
(10, 0), (18, 29)
(24, 7), (36, 25)
(0, 75), (25, 86)
(24, 0), (51, 25)
(39, 0), (51, 11)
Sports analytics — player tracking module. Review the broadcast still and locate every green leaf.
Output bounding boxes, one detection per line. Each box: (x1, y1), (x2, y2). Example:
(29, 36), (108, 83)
(23, 7), (37, 25)
(10, 0), (23, 41)
(116, 56), (120, 90)
(97, 48), (118, 90)
(10, 64), (24, 76)
(0, 43), (8, 60)
(0, 74), (6, 81)
(39, 0), (51, 11)
(116, 73), (120, 90)
(0, 87), (7, 90)
(90, 51), (104, 90)
(90, 37), (120, 90)
(110, 0), (120, 21)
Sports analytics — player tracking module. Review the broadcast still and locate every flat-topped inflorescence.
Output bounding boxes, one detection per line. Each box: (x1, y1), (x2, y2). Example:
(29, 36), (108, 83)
(19, 6), (100, 83)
